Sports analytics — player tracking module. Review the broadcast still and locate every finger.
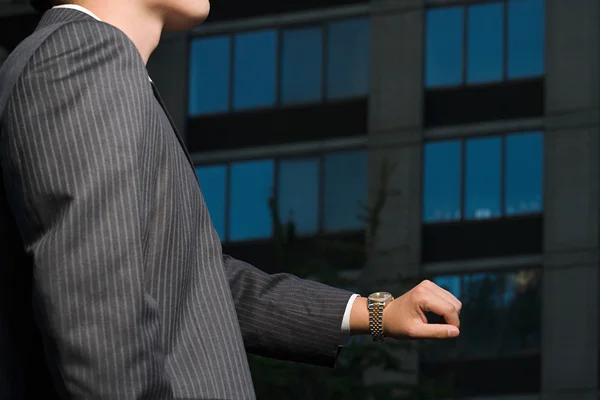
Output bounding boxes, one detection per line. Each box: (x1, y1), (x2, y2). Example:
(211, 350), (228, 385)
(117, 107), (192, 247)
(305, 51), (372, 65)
(430, 291), (461, 328)
(435, 286), (462, 312)
(410, 323), (460, 339)
(420, 294), (461, 328)
(423, 280), (462, 311)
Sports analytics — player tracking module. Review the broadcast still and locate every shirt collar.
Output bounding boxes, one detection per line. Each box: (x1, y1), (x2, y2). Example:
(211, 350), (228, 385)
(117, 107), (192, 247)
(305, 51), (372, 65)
(52, 4), (102, 21)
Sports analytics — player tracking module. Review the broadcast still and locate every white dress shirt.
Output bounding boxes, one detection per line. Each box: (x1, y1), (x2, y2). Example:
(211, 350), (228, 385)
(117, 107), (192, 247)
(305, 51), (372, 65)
(53, 4), (360, 343)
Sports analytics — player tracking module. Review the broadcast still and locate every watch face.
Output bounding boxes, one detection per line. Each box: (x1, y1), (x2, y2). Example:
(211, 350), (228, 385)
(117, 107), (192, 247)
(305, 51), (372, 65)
(368, 292), (393, 303)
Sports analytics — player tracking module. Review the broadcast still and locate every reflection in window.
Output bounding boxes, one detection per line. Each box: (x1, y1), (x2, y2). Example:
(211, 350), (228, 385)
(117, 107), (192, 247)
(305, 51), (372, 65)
(502, 269), (542, 353)
(196, 165), (227, 240)
(188, 36), (231, 116)
(323, 151), (367, 232)
(505, 132), (543, 215)
(281, 27), (323, 105)
(465, 137), (502, 219)
(461, 272), (503, 358)
(425, 7), (464, 87)
(229, 159), (274, 241)
(423, 141), (462, 222)
(278, 158), (320, 235)
(424, 268), (541, 361)
(233, 30), (277, 110)
(508, 0), (545, 78)
(467, 3), (504, 83)
(326, 18), (371, 99)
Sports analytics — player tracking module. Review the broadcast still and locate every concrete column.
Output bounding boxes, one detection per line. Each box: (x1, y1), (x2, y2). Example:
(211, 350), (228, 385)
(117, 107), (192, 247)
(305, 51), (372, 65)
(543, 0), (600, 398)
(363, 0), (425, 389)
(366, 0), (424, 283)
(147, 32), (189, 140)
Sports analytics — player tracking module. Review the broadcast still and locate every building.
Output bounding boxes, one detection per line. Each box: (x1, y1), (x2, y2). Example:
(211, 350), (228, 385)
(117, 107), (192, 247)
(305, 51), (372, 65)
(1, 0), (598, 399)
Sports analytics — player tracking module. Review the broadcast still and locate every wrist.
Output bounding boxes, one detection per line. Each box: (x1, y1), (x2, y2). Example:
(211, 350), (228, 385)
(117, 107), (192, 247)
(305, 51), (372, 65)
(349, 296), (370, 335)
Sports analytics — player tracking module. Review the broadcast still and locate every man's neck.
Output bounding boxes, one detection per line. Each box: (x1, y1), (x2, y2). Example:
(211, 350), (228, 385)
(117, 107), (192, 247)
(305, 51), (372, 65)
(66, 1), (163, 64)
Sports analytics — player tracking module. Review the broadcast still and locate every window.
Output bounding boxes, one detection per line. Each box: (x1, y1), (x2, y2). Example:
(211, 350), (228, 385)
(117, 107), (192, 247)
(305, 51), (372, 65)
(281, 27), (323, 105)
(188, 36), (231, 116)
(195, 165), (228, 240)
(425, 0), (545, 88)
(196, 149), (367, 242)
(467, 3), (503, 84)
(424, 268), (541, 361)
(233, 29), (278, 110)
(465, 137), (502, 219)
(188, 16), (371, 116)
(505, 131), (543, 215)
(323, 150), (367, 232)
(229, 159), (274, 241)
(425, 7), (464, 87)
(423, 141), (462, 222)
(507, 0), (545, 78)
(326, 18), (371, 99)
(423, 131), (544, 223)
(278, 158), (320, 235)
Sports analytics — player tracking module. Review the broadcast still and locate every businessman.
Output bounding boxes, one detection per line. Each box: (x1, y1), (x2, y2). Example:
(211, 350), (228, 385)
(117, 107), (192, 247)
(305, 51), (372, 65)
(0, 1), (462, 399)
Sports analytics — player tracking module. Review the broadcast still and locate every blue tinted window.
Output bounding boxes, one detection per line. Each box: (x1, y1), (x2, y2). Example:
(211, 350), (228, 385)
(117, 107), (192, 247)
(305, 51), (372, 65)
(326, 18), (370, 99)
(505, 132), (543, 215)
(423, 141), (462, 222)
(465, 137), (502, 219)
(507, 0), (545, 78)
(425, 7), (464, 87)
(323, 151), (367, 232)
(278, 158), (320, 235)
(233, 30), (277, 110)
(195, 165), (227, 240)
(467, 3), (504, 83)
(281, 27), (323, 105)
(229, 159), (274, 240)
(188, 36), (231, 115)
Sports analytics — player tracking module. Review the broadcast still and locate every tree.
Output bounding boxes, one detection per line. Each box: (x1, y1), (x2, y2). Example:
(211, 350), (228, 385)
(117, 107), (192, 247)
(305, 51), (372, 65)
(247, 160), (458, 399)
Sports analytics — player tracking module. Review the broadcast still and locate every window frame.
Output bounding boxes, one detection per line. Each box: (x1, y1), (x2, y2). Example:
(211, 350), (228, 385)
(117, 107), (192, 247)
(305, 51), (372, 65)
(422, 127), (544, 224)
(424, 0), (545, 89)
(194, 138), (367, 243)
(186, 6), (371, 117)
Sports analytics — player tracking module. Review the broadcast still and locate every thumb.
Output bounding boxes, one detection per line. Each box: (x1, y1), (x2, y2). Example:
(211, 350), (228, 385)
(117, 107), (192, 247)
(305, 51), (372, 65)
(409, 324), (460, 339)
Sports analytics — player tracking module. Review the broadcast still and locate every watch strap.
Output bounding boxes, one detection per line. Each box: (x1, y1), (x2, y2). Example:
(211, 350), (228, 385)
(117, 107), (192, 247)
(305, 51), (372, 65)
(368, 301), (386, 342)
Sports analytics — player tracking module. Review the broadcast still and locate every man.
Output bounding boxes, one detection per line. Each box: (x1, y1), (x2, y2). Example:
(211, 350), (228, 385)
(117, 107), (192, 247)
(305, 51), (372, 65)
(0, 0), (462, 399)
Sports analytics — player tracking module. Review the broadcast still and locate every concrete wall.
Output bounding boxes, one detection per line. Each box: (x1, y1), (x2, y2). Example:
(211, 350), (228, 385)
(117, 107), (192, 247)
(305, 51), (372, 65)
(542, 0), (600, 398)
(363, 0), (426, 387)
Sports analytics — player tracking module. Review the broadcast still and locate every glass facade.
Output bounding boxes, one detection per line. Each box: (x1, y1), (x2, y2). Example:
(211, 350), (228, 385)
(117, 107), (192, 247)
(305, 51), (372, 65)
(424, 268), (541, 361)
(423, 131), (544, 223)
(196, 150), (366, 242)
(188, 17), (371, 116)
(425, 0), (545, 88)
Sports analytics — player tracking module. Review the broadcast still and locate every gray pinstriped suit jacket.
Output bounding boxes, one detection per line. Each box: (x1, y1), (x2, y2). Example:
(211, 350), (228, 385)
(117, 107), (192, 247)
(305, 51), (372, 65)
(0, 8), (353, 399)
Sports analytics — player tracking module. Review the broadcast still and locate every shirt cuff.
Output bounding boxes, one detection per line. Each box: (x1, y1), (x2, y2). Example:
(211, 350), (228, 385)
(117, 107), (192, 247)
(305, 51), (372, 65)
(339, 293), (360, 346)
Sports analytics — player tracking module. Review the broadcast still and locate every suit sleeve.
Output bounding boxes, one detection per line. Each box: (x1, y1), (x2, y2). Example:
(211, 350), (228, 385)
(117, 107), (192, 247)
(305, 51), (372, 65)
(0, 22), (172, 399)
(223, 255), (354, 367)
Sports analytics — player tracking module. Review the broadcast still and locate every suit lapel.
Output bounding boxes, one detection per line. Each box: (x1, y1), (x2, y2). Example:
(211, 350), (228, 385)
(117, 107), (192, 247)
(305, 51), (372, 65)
(150, 82), (196, 173)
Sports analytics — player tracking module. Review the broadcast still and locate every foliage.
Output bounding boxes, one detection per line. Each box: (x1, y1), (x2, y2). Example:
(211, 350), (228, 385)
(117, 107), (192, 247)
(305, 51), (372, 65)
(247, 160), (458, 400)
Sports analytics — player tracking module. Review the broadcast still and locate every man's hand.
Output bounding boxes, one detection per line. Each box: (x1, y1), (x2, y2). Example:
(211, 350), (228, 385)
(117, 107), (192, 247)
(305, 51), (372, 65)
(349, 280), (462, 339)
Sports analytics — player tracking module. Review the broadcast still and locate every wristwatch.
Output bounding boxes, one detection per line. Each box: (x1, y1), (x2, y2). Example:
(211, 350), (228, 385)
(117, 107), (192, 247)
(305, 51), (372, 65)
(367, 292), (394, 342)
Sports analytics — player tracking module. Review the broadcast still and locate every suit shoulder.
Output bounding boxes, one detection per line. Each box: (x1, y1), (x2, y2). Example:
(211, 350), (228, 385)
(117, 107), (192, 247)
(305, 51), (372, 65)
(51, 19), (140, 57)
(28, 19), (146, 77)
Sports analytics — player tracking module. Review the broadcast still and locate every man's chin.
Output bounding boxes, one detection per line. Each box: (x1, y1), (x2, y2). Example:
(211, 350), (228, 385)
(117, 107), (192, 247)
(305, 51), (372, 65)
(163, 4), (210, 32)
